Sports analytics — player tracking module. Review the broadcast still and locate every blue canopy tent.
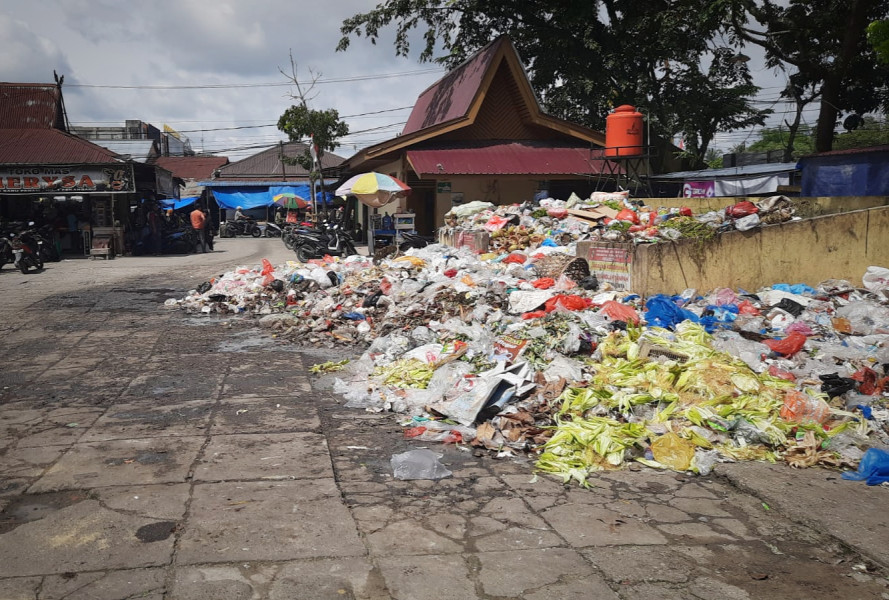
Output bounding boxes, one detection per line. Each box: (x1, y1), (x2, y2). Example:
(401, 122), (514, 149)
(212, 185), (335, 210)
(158, 196), (199, 210)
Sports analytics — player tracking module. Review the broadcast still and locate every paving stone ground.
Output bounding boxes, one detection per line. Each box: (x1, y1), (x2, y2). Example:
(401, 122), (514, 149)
(0, 238), (887, 599)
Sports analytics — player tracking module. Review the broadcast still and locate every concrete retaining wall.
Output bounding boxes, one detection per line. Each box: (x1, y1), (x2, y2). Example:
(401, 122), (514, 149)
(640, 195), (889, 218)
(579, 204), (889, 296)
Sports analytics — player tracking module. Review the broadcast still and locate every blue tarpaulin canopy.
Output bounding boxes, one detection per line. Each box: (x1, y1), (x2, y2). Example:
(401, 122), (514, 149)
(158, 196), (199, 210)
(211, 185), (334, 210)
(798, 146), (889, 196)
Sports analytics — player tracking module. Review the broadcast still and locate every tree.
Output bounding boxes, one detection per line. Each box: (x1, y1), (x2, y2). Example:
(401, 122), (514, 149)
(337, 0), (769, 168)
(745, 116), (887, 157)
(276, 53), (350, 207)
(869, 19), (889, 64)
(721, 0), (889, 153)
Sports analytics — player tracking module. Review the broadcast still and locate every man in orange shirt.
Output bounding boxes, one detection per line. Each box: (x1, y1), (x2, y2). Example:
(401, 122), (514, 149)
(190, 206), (209, 253)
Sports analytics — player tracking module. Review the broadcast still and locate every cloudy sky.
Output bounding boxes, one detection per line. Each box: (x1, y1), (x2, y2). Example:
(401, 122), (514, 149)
(0, 0), (447, 161)
(1, 0), (795, 161)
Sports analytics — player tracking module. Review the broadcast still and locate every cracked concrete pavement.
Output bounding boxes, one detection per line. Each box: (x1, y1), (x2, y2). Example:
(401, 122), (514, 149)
(0, 237), (887, 599)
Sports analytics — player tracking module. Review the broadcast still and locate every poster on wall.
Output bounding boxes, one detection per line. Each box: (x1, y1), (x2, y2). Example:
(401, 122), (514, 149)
(682, 181), (715, 198)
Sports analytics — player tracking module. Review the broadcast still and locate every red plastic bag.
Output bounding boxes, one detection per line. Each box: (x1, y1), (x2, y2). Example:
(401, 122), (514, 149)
(503, 252), (527, 264)
(544, 294), (591, 312)
(768, 364), (796, 382)
(261, 258), (274, 276)
(628, 224), (646, 233)
(521, 310), (547, 320)
(737, 300), (761, 315)
(679, 206), (693, 217)
(851, 367), (879, 395)
(763, 331), (807, 356)
(483, 215), (510, 232)
(443, 268), (458, 278)
(380, 278), (393, 295)
(615, 208), (640, 224)
(725, 201), (759, 219)
(532, 278), (555, 289)
(600, 300), (640, 324)
(647, 211), (657, 226)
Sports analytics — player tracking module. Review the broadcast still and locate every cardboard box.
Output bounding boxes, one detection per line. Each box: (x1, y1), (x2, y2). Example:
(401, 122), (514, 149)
(438, 228), (490, 253)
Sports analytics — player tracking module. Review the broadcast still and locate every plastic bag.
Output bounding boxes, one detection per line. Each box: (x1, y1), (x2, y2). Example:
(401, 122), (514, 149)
(502, 252), (527, 264)
(644, 295), (699, 329)
(483, 215), (510, 232)
(600, 300), (640, 325)
(651, 432), (695, 471)
(734, 213), (761, 231)
(725, 201), (758, 218)
(862, 266), (889, 294)
(780, 390), (830, 424)
(841, 448), (889, 485)
(615, 208), (640, 224)
(391, 449), (452, 480)
(763, 331), (807, 356)
(532, 278), (555, 289)
(545, 294), (591, 313)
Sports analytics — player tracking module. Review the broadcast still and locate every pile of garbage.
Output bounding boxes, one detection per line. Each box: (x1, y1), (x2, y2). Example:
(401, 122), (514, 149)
(169, 242), (889, 485)
(439, 192), (799, 249)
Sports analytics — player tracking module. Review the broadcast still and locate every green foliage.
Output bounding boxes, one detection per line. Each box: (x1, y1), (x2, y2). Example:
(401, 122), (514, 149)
(277, 104), (349, 171)
(337, 0), (769, 167)
(704, 148), (723, 168)
(747, 117), (888, 157)
(868, 20), (889, 64)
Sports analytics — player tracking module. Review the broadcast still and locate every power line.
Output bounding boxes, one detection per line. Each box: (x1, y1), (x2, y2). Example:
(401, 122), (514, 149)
(66, 69), (444, 90)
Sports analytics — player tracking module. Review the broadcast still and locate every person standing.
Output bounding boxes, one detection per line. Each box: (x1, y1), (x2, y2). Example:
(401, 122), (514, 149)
(190, 205), (208, 253)
(203, 208), (215, 251)
(147, 204), (162, 256)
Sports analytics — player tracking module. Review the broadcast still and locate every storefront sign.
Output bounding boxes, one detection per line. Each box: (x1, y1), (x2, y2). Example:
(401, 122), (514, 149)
(0, 164), (134, 193)
(682, 180), (715, 198)
(436, 181), (452, 193)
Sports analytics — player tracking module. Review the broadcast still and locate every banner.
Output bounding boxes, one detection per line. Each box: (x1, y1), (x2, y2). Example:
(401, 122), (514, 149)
(0, 164), (134, 194)
(683, 181), (715, 198)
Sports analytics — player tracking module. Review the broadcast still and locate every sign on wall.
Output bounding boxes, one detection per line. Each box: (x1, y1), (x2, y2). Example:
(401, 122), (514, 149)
(0, 164), (134, 194)
(682, 181), (715, 198)
(436, 181), (452, 193)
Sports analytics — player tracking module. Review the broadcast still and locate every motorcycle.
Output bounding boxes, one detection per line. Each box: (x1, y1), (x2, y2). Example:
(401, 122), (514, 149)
(10, 231), (44, 273)
(261, 221), (283, 238)
(220, 218), (261, 238)
(292, 223), (357, 263)
(37, 224), (61, 262)
(0, 234), (13, 270)
(163, 228), (197, 254)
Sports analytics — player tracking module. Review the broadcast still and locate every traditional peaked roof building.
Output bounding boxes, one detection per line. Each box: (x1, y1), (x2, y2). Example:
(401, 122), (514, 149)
(343, 35), (615, 234)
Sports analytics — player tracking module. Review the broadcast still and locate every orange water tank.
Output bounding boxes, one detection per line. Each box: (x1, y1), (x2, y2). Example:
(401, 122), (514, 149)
(605, 105), (644, 157)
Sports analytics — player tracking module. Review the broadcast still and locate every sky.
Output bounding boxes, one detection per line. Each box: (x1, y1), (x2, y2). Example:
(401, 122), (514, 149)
(0, 0), (801, 163)
(0, 0), (447, 161)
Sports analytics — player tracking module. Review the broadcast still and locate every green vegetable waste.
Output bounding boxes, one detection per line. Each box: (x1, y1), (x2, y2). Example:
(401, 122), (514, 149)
(535, 322), (851, 487)
(372, 358), (435, 389)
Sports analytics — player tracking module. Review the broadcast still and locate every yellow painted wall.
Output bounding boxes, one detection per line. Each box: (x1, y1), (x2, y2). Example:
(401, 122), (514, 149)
(435, 176), (538, 230)
(641, 196), (889, 216)
(626, 205), (889, 296)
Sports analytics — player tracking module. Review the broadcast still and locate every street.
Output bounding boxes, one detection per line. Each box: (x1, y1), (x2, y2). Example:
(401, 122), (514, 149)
(0, 237), (887, 600)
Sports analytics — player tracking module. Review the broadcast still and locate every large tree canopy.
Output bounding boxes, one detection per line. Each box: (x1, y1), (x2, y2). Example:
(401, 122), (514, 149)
(720, 0), (889, 152)
(338, 0), (769, 168)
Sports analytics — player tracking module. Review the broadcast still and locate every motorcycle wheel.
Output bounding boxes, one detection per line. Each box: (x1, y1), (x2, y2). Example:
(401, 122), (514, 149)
(35, 255), (44, 270)
(251, 227), (262, 238)
(283, 234), (295, 250)
(19, 261), (28, 274)
(344, 241), (358, 256)
(296, 245), (314, 263)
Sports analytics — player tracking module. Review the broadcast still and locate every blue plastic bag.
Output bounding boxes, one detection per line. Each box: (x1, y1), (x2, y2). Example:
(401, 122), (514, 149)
(644, 295), (700, 329)
(842, 448), (889, 485)
(541, 238), (558, 247)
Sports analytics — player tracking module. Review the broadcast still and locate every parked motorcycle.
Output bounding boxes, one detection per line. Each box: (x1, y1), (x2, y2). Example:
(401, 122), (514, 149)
(220, 218), (261, 238)
(10, 231), (44, 273)
(292, 223), (357, 263)
(0, 234), (14, 270)
(19, 224), (59, 264)
(261, 221), (283, 238)
(163, 228), (197, 254)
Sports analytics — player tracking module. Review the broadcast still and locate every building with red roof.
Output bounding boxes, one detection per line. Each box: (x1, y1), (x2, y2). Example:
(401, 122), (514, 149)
(342, 35), (618, 235)
(0, 77), (179, 255)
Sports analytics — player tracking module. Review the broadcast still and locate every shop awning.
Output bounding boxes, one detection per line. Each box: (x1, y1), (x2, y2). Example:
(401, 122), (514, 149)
(406, 143), (618, 176)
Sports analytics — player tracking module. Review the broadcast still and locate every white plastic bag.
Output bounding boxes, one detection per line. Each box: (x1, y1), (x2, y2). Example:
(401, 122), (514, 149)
(391, 449), (452, 480)
(862, 266), (889, 295)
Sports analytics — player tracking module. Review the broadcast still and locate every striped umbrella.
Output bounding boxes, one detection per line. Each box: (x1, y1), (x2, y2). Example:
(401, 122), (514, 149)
(335, 172), (411, 208)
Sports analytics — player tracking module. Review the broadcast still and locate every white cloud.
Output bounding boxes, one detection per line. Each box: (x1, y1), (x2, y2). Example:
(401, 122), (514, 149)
(0, 0), (445, 160)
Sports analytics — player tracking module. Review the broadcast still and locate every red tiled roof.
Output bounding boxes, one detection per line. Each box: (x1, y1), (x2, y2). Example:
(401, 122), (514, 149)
(402, 37), (507, 136)
(406, 142), (620, 176)
(0, 129), (123, 164)
(216, 141), (345, 178)
(154, 156), (229, 180)
(0, 83), (64, 129)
